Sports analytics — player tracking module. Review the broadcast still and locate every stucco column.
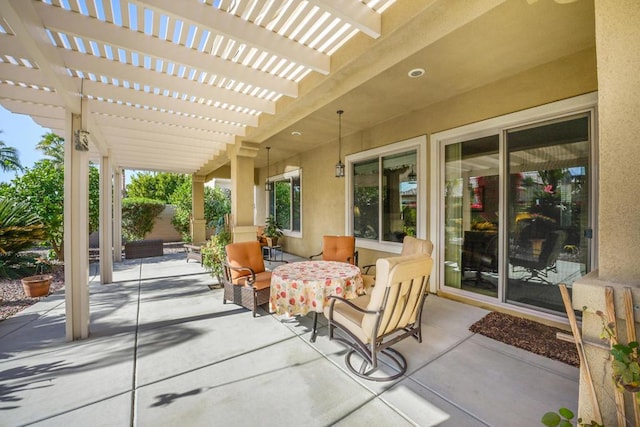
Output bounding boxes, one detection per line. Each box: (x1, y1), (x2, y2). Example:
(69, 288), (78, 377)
(594, 0), (640, 283)
(64, 111), (90, 341)
(113, 168), (123, 262)
(191, 175), (206, 243)
(99, 155), (113, 284)
(229, 141), (259, 242)
(572, 1), (640, 425)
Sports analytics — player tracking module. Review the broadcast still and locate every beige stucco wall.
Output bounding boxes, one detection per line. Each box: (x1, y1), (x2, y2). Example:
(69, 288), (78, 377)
(145, 205), (182, 242)
(571, 1), (640, 425)
(594, 0), (640, 284)
(263, 47), (597, 266)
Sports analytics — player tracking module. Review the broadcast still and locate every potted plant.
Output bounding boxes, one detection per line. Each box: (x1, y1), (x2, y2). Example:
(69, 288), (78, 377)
(263, 215), (283, 247)
(21, 258), (53, 298)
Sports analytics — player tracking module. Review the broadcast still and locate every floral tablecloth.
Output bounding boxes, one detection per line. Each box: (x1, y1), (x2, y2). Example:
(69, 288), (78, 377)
(270, 261), (364, 316)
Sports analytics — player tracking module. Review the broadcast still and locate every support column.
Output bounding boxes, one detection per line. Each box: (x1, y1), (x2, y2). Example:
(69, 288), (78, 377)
(191, 175), (206, 243)
(113, 168), (122, 262)
(572, 1), (640, 425)
(99, 155), (113, 284)
(64, 111), (90, 341)
(229, 141), (259, 242)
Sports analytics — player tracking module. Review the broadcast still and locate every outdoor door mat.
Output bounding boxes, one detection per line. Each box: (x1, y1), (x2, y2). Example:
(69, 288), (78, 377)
(469, 311), (579, 367)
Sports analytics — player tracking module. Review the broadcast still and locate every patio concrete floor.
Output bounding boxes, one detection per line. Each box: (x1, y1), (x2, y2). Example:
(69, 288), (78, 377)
(0, 252), (579, 426)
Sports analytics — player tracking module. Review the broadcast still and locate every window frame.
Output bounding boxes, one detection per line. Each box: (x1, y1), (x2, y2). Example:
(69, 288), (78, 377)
(268, 168), (302, 238)
(345, 135), (427, 253)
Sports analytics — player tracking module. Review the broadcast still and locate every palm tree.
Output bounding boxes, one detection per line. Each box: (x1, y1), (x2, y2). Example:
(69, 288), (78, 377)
(35, 132), (64, 165)
(0, 197), (46, 255)
(0, 131), (23, 172)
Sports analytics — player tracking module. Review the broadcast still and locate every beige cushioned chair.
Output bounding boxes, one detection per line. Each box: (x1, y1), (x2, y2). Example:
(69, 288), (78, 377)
(361, 236), (433, 289)
(309, 235), (358, 265)
(324, 253), (433, 381)
(222, 241), (272, 317)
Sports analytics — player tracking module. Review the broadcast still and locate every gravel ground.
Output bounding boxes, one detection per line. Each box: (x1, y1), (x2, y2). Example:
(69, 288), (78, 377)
(0, 264), (65, 321)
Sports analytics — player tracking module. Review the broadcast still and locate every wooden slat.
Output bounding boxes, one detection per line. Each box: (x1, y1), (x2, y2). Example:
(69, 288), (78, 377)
(624, 287), (640, 426)
(559, 284), (602, 424)
(138, 3), (145, 34)
(606, 286), (627, 426)
(103, 0), (114, 24)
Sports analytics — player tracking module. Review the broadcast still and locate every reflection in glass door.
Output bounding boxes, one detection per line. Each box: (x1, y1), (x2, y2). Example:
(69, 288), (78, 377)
(440, 112), (593, 315)
(443, 135), (500, 298)
(506, 115), (591, 313)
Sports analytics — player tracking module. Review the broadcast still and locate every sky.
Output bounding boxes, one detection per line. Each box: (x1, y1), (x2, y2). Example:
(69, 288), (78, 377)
(0, 105), (51, 183)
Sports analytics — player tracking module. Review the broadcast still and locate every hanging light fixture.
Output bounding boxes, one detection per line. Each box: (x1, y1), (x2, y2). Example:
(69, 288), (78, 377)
(408, 165), (417, 182)
(265, 146), (273, 192)
(335, 110), (345, 177)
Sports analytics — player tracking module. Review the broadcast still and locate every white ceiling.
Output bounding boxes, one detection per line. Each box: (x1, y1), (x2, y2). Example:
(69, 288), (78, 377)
(0, 0), (595, 177)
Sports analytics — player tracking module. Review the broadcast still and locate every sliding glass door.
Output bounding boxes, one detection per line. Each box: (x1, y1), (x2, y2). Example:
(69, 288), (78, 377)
(506, 115), (591, 313)
(443, 134), (500, 298)
(439, 106), (594, 315)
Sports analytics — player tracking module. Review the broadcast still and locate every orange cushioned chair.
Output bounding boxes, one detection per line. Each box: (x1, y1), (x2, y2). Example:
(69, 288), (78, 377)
(309, 235), (358, 265)
(222, 241), (272, 317)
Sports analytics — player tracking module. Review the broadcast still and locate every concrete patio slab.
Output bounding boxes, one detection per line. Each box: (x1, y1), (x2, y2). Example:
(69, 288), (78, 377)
(0, 253), (579, 426)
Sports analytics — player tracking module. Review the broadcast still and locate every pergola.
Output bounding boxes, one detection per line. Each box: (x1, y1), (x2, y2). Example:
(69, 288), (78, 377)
(0, 0), (396, 339)
(2, 2), (640, 422)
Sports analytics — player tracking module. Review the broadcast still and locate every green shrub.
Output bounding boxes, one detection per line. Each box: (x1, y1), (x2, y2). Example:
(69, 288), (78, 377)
(169, 182), (231, 242)
(121, 197), (165, 241)
(201, 225), (231, 283)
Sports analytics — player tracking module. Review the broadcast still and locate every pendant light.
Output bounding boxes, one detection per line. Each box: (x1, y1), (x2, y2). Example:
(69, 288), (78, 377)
(408, 165), (417, 182)
(265, 146), (272, 192)
(335, 110), (345, 177)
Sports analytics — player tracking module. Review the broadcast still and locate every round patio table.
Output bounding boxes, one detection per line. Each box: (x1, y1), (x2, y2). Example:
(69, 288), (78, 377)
(270, 260), (364, 341)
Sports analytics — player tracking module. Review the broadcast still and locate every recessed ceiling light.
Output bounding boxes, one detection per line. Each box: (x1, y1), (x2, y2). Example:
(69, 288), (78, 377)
(291, 131), (302, 136)
(408, 68), (425, 78)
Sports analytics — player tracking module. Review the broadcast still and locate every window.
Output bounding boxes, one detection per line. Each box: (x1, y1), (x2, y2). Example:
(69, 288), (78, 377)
(347, 136), (426, 251)
(268, 169), (301, 235)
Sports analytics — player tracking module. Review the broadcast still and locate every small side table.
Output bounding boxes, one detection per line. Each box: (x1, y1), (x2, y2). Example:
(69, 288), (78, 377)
(263, 245), (284, 263)
(184, 243), (204, 264)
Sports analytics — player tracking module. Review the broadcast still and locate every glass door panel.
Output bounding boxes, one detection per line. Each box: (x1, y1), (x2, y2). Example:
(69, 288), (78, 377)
(443, 135), (500, 297)
(506, 115), (590, 313)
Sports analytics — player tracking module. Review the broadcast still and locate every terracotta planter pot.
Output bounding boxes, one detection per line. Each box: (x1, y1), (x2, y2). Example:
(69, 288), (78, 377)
(21, 275), (53, 298)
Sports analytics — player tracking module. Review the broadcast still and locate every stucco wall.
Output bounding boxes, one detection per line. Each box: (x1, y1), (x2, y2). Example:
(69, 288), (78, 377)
(264, 48), (597, 266)
(571, 1), (640, 424)
(594, 0), (640, 284)
(143, 205), (181, 242)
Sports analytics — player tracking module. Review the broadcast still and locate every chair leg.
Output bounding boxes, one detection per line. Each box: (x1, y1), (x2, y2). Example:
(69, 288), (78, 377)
(253, 291), (257, 317)
(344, 348), (407, 382)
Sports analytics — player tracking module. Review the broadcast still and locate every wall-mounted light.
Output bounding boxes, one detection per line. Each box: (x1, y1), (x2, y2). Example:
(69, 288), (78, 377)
(74, 129), (90, 151)
(75, 78), (90, 151)
(335, 110), (345, 178)
(265, 146), (273, 192)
